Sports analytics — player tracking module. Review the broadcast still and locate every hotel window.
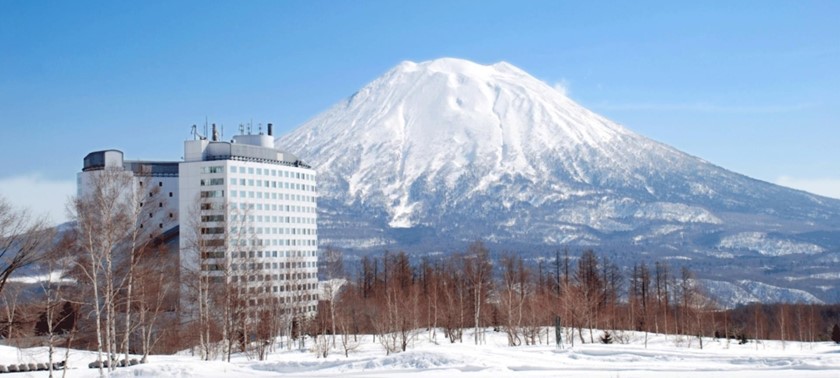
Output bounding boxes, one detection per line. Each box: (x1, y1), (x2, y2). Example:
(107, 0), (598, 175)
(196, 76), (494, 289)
(200, 190), (224, 198)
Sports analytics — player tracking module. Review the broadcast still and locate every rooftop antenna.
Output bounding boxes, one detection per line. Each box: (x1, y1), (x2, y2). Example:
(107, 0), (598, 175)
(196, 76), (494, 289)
(191, 124), (206, 140)
(239, 124), (245, 135)
(258, 123), (263, 135)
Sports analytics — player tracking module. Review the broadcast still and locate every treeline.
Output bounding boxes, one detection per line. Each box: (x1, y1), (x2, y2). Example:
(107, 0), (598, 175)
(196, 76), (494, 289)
(2, 175), (840, 369)
(312, 242), (840, 355)
(722, 303), (840, 344)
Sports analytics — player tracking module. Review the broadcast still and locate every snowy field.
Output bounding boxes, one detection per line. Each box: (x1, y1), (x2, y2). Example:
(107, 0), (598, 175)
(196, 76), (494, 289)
(2, 329), (839, 377)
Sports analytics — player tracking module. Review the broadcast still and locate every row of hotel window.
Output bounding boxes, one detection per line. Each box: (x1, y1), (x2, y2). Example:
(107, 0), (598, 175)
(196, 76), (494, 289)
(232, 280), (317, 293)
(199, 202), (315, 212)
(200, 264), (317, 281)
(200, 177), (316, 193)
(235, 215), (315, 225)
(230, 227), (316, 236)
(200, 165), (315, 181)
(200, 190), (315, 203)
(239, 239), (316, 247)
(243, 292), (316, 305)
(202, 249), (316, 259)
(199, 226), (315, 236)
(200, 262), (316, 274)
(231, 261), (317, 270)
(200, 212), (315, 223)
(192, 274), (316, 305)
(230, 211), (314, 221)
(230, 192), (316, 204)
(230, 203), (315, 214)
(197, 202), (316, 216)
(190, 286), (316, 313)
(199, 237), (316, 248)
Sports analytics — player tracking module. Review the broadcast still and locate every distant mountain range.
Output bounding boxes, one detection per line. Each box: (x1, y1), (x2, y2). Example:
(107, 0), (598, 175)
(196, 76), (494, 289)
(278, 58), (840, 306)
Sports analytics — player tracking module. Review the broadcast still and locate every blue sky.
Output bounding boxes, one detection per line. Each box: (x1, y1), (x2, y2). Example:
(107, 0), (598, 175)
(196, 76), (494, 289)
(1, 1), (838, 223)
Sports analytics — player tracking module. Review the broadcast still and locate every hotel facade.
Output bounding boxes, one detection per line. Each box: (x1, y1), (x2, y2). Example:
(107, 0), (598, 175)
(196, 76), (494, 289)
(78, 124), (318, 316)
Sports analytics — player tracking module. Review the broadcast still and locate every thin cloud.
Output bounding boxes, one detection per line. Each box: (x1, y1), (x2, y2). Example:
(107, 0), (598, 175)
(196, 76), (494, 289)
(553, 79), (570, 97)
(593, 102), (815, 114)
(776, 176), (840, 200)
(0, 173), (76, 225)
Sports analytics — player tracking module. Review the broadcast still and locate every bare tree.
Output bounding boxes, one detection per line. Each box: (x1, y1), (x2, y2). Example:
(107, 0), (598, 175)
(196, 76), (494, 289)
(71, 168), (135, 375)
(419, 257), (439, 343)
(181, 195), (238, 360)
(438, 255), (466, 343)
(1, 282), (23, 341)
(117, 172), (164, 366)
(335, 293), (361, 357)
(575, 249), (601, 343)
(499, 253), (526, 346)
(631, 262), (651, 347)
(38, 234), (75, 378)
(0, 196), (51, 296)
(134, 241), (177, 362)
(464, 242), (492, 345)
(654, 261), (671, 335)
(320, 247), (345, 348)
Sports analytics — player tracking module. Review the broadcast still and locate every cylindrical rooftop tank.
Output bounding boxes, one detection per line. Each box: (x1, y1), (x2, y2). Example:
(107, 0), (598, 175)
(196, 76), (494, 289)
(83, 150), (124, 171)
(232, 134), (274, 148)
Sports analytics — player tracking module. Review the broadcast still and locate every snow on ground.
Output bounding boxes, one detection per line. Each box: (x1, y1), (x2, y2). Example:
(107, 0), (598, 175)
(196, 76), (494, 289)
(1, 329), (839, 377)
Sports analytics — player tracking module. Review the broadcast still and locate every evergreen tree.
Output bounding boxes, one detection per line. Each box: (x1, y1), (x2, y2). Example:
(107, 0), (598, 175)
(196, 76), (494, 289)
(832, 324), (840, 344)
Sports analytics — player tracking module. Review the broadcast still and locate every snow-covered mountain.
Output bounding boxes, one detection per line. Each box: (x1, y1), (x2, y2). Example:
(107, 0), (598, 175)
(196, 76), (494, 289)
(278, 58), (840, 304)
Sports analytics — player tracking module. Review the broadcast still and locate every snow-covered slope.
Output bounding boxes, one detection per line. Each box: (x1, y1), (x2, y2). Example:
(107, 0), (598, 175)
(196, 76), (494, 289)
(700, 279), (824, 308)
(4, 330), (840, 377)
(278, 58), (840, 304)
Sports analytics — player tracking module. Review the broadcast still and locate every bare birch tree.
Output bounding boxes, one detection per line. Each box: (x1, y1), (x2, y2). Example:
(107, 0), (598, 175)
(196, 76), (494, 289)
(464, 242), (492, 345)
(71, 167), (135, 375)
(0, 196), (51, 296)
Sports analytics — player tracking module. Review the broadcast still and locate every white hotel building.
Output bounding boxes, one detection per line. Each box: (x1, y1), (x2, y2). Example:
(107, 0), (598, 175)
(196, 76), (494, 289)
(79, 124), (319, 316)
